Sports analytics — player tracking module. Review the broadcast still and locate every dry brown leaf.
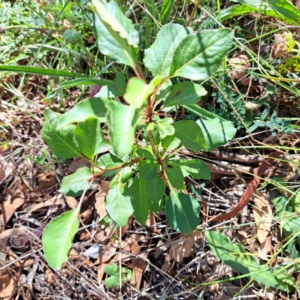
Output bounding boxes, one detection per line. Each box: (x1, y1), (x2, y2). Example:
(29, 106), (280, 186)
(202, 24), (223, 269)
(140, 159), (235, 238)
(270, 33), (288, 60)
(0, 154), (14, 184)
(97, 262), (107, 285)
(68, 158), (90, 173)
(65, 196), (78, 209)
(33, 171), (56, 193)
(0, 270), (14, 298)
(253, 195), (273, 244)
(1, 197), (25, 227)
(258, 236), (273, 261)
(228, 52), (251, 86)
(94, 181), (109, 220)
(131, 255), (148, 290)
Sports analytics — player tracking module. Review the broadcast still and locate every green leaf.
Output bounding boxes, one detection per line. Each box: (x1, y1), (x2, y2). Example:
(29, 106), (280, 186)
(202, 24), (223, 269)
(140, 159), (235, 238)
(105, 181), (134, 226)
(0, 65), (87, 77)
(104, 263), (119, 288)
(145, 175), (165, 203)
(139, 160), (158, 180)
(196, 118), (236, 151)
(106, 101), (141, 157)
(173, 120), (205, 151)
(42, 109), (81, 159)
(92, 0), (138, 68)
(161, 135), (181, 155)
(267, 0), (300, 24)
(166, 167), (185, 189)
(166, 190), (200, 234)
(59, 167), (93, 197)
(136, 149), (154, 160)
(154, 117), (175, 138)
(63, 29), (82, 43)
(144, 23), (191, 77)
(73, 117), (103, 160)
(206, 230), (288, 291)
(42, 208), (79, 270)
(59, 78), (113, 89)
(96, 153), (123, 177)
(130, 177), (152, 224)
(164, 82), (207, 107)
(170, 29), (233, 80)
(160, 0), (174, 24)
(174, 159), (211, 180)
(58, 98), (108, 129)
(124, 77), (152, 108)
(182, 104), (226, 120)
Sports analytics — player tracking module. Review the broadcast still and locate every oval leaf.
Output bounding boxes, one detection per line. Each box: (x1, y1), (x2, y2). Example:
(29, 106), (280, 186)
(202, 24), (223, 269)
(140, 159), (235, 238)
(170, 29), (233, 80)
(43, 208), (80, 270)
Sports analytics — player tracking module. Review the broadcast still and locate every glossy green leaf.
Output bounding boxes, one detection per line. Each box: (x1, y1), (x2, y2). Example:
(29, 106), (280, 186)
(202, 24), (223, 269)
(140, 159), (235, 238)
(166, 167), (185, 189)
(139, 160), (158, 180)
(182, 104), (226, 120)
(170, 29), (233, 80)
(145, 175), (165, 203)
(106, 101), (140, 157)
(42, 109), (81, 159)
(161, 135), (181, 155)
(58, 98), (108, 129)
(175, 159), (211, 180)
(206, 230), (288, 291)
(73, 117), (103, 160)
(196, 118), (236, 151)
(166, 190), (200, 234)
(144, 23), (191, 77)
(0, 65), (86, 77)
(130, 177), (152, 224)
(43, 208), (79, 270)
(164, 82), (207, 107)
(173, 120), (205, 151)
(160, 0), (174, 24)
(155, 117), (175, 138)
(92, 0), (138, 68)
(59, 167), (93, 197)
(105, 182), (134, 226)
(124, 77), (152, 108)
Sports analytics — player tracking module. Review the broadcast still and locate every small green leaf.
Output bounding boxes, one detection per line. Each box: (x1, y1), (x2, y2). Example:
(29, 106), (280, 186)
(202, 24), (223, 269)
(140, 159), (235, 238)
(42, 109), (81, 159)
(43, 208), (80, 270)
(105, 182), (134, 226)
(73, 117), (103, 160)
(170, 29), (233, 80)
(173, 120), (205, 151)
(59, 167), (93, 197)
(59, 78), (113, 89)
(145, 175), (165, 203)
(106, 101), (141, 157)
(155, 117), (175, 138)
(268, 0), (300, 24)
(206, 231), (287, 291)
(144, 23), (191, 77)
(130, 177), (152, 224)
(96, 153), (123, 177)
(124, 77), (151, 108)
(161, 135), (181, 155)
(196, 118), (236, 151)
(63, 29), (82, 43)
(166, 189), (200, 234)
(136, 149), (154, 159)
(175, 159), (211, 180)
(58, 98), (108, 129)
(139, 160), (158, 180)
(164, 82), (207, 107)
(166, 167), (185, 189)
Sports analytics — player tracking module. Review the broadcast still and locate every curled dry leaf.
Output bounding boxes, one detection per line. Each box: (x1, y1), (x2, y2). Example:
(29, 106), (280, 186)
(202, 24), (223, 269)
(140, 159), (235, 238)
(33, 171), (56, 193)
(131, 255), (148, 290)
(228, 52), (251, 86)
(253, 195), (273, 244)
(94, 181), (109, 220)
(258, 236), (273, 261)
(0, 270), (14, 299)
(270, 33), (289, 61)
